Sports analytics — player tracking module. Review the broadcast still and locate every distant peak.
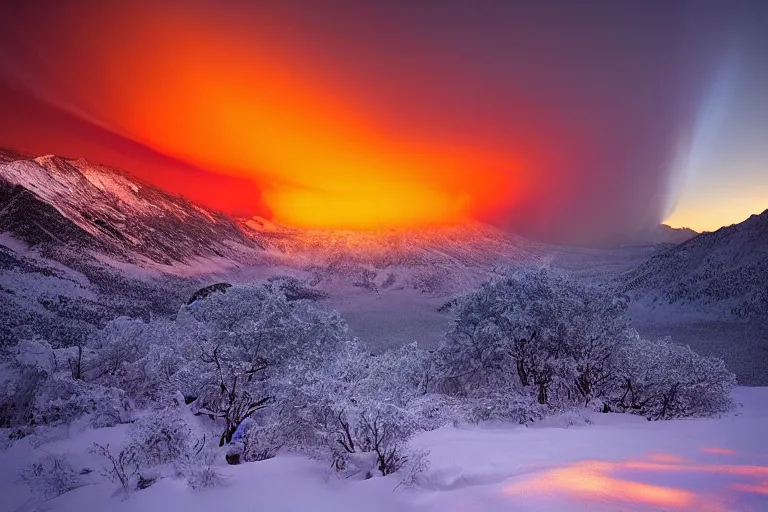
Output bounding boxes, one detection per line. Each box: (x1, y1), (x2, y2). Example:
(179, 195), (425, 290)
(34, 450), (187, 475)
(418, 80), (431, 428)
(660, 223), (696, 233)
(0, 147), (36, 164)
(33, 154), (70, 167)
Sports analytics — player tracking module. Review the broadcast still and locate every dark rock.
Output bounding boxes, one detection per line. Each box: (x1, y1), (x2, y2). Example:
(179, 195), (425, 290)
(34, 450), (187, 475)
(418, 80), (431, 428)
(187, 283), (232, 305)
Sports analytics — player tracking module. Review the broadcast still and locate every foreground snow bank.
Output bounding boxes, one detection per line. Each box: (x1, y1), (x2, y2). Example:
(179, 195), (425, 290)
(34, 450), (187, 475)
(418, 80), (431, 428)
(413, 387), (768, 511)
(2, 388), (766, 512)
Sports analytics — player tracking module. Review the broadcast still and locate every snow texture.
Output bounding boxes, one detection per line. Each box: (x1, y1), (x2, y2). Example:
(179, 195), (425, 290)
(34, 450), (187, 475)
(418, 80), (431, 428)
(0, 388), (765, 512)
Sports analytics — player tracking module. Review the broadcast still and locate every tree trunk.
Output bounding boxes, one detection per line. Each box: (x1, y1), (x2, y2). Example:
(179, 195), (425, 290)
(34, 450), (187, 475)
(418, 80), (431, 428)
(516, 360), (529, 387)
(537, 382), (548, 404)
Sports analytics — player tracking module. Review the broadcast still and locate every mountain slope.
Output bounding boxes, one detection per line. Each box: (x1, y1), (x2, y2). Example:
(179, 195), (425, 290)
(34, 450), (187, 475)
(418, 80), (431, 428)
(241, 217), (548, 293)
(0, 153), (262, 266)
(623, 210), (768, 318)
(0, 149), (553, 297)
(0, 147), (35, 164)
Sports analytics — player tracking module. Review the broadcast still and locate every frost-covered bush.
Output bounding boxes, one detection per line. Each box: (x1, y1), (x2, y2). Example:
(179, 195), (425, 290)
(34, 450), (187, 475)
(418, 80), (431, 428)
(239, 416), (295, 462)
(174, 443), (224, 492)
(20, 452), (86, 499)
(126, 410), (198, 468)
(360, 343), (431, 406)
(460, 392), (546, 424)
(0, 340), (56, 428)
(185, 465), (223, 492)
(609, 335), (736, 419)
(322, 405), (415, 478)
(0, 340), (128, 431)
(257, 337), (436, 479)
(90, 413), (218, 494)
(434, 269), (736, 421)
(88, 318), (182, 407)
(90, 443), (139, 494)
(88, 317), (151, 380)
(34, 377), (129, 428)
(0, 365), (46, 428)
(291, 346), (436, 479)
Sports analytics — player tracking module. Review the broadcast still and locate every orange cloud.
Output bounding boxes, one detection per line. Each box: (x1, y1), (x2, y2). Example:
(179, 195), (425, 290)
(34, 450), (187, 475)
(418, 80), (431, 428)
(9, 2), (519, 230)
(4, 1), (735, 243)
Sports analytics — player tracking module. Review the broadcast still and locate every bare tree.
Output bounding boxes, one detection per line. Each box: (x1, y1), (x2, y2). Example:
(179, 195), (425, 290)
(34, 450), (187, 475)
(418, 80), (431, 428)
(198, 343), (272, 446)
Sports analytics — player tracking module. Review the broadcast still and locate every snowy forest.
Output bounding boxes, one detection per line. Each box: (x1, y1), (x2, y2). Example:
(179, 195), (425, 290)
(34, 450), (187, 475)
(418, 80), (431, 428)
(0, 270), (737, 498)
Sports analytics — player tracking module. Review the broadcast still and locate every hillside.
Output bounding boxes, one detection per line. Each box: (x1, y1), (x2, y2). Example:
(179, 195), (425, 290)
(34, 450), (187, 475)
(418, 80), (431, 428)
(0, 152), (263, 267)
(623, 210), (768, 319)
(0, 149), (548, 295)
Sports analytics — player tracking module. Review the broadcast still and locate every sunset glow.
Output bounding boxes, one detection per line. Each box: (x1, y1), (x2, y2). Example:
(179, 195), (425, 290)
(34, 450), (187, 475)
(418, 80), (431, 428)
(1, 2), (518, 230)
(1, 1), (764, 242)
(503, 452), (768, 511)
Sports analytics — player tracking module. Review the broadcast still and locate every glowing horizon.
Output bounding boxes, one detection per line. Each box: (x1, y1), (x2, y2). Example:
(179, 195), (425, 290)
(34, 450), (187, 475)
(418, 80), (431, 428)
(0, 2), (520, 231)
(1, 1), (764, 242)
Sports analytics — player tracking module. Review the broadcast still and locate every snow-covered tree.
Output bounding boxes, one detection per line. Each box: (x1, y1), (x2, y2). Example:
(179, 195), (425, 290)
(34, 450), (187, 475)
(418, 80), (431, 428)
(434, 269), (735, 420)
(286, 342), (436, 478)
(609, 335), (736, 419)
(0, 339), (128, 431)
(88, 317), (182, 407)
(435, 270), (631, 409)
(174, 283), (358, 446)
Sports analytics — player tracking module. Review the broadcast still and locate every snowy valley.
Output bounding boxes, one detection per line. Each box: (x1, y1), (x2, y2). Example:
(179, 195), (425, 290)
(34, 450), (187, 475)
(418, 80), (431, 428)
(1, 151), (766, 511)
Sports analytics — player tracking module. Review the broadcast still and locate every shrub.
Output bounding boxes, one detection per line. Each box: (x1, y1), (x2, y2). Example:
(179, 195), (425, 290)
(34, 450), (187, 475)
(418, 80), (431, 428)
(323, 405), (415, 478)
(241, 420), (291, 462)
(609, 335), (736, 419)
(90, 443), (139, 494)
(126, 410), (197, 468)
(174, 444), (224, 492)
(20, 453), (86, 499)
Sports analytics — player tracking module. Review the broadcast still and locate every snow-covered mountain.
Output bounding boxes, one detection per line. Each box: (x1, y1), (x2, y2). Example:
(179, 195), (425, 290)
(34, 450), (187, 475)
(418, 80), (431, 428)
(0, 149), (549, 347)
(623, 210), (768, 319)
(0, 149), (549, 294)
(0, 151), (262, 266)
(0, 150), (266, 347)
(4, 147), (765, 314)
(241, 217), (547, 293)
(0, 147), (35, 164)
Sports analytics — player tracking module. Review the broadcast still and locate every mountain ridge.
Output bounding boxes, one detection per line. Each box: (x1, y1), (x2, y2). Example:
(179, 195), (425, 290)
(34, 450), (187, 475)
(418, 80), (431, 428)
(623, 209), (768, 318)
(0, 152), (263, 266)
(1, 148), (764, 306)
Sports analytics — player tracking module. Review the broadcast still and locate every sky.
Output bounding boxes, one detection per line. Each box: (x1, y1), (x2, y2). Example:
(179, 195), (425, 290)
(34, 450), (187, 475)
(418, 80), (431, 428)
(0, 1), (765, 245)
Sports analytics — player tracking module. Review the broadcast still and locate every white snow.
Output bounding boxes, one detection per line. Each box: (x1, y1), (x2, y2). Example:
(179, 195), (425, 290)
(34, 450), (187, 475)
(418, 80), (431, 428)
(2, 387), (766, 512)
